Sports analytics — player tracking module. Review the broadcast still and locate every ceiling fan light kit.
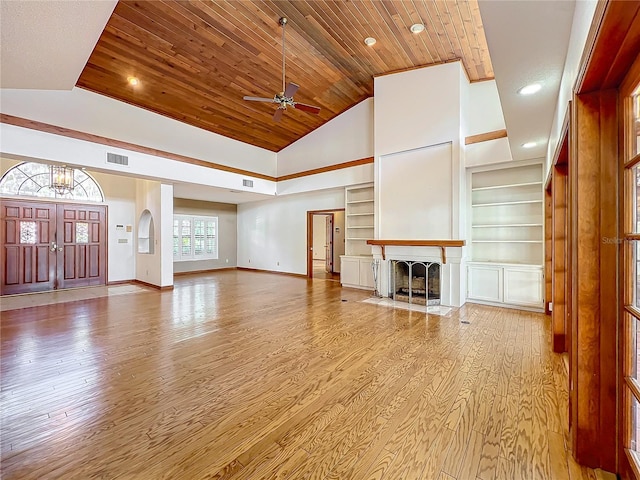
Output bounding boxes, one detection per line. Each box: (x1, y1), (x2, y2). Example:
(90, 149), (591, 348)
(242, 17), (321, 122)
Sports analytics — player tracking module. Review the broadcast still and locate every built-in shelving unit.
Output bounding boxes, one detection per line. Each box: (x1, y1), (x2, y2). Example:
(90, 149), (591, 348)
(341, 184), (375, 290)
(470, 164), (544, 265)
(345, 184), (374, 256)
(467, 163), (544, 310)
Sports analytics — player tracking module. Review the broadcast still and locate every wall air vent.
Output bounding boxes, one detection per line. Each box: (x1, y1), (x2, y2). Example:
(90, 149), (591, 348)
(242, 179), (254, 188)
(106, 152), (129, 166)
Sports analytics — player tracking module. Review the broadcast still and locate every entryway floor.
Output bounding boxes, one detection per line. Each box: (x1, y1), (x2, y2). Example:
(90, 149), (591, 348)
(0, 284), (152, 312)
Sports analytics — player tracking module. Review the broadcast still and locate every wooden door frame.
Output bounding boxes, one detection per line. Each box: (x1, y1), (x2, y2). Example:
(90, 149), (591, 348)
(562, 0), (640, 474)
(306, 209), (344, 278)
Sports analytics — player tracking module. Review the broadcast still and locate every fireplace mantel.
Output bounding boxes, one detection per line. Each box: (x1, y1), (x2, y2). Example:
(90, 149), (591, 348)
(366, 239), (465, 263)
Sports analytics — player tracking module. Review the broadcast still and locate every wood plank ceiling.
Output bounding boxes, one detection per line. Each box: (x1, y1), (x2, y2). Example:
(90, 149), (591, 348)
(77, 0), (494, 152)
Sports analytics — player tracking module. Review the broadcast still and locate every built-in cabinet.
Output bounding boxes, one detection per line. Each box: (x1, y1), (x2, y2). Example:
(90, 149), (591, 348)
(467, 163), (544, 310)
(340, 184), (374, 290)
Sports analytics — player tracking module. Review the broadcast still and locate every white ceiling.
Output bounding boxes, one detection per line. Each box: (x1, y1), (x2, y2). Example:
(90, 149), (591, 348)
(0, 0), (579, 199)
(478, 0), (576, 162)
(0, 0), (116, 89)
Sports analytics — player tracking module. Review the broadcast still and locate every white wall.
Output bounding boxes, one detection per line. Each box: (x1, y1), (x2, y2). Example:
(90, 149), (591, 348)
(277, 98), (374, 176)
(374, 62), (462, 157)
(135, 180), (173, 287)
(379, 143), (454, 239)
(465, 81), (507, 136)
(0, 123), (276, 196)
(546, 0), (598, 174)
(374, 63), (464, 240)
(173, 198), (237, 273)
(0, 87), (277, 176)
(91, 171), (137, 282)
(237, 188), (345, 275)
(277, 163), (374, 196)
(312, 215), (327, 260)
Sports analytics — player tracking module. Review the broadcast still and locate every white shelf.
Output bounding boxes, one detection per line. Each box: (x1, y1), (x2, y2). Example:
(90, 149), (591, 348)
(470, 163), (543, 267)
(472, 181), (542, 191)
(472, 240), (543, 244)
(473, 223), (543, 228)
(473, 200), (543, 207)
(345, 183), (374, 257)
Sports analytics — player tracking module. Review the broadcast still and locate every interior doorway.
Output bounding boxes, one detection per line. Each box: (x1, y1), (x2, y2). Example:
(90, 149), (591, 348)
(1, 198), (107, 295)
(306, 209), (345, 280)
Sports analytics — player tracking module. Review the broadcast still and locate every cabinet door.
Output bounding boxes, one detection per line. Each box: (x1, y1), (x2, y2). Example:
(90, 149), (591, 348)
(467, 265), (502, 302)
(359, 258), (374, 288)
(340, 257), (360, 286)
(504, 267), (543, 307)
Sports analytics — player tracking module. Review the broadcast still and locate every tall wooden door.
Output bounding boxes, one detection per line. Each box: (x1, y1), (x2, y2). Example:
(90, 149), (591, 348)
(1, 200), (57, 295)
(1, 199), (107, 295)
(56, 203), (107, 289)
(324, 214), (333, 273)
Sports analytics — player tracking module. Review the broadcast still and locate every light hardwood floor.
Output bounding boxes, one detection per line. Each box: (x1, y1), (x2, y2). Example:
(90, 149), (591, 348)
(1, 271), (595, 479)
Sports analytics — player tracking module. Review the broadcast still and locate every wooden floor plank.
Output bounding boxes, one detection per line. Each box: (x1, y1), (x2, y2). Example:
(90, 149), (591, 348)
(0, 271), (596, 479)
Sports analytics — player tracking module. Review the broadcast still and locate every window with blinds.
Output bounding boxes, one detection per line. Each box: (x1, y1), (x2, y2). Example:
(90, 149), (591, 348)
(173, 215), (218, 261)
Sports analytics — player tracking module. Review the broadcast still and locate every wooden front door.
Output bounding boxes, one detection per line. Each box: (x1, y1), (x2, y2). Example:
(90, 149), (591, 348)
(1, 199), (107, 295)
(56, 203), (107, 289)
(1, 200), (57, 295)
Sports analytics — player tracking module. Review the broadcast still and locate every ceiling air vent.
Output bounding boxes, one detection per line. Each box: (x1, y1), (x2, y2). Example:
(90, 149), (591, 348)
(242, 179), (254, 188)
(106, 152), (129, 167)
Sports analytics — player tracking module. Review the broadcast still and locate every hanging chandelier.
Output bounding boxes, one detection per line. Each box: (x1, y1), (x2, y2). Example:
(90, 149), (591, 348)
(49, 165), (75, 194)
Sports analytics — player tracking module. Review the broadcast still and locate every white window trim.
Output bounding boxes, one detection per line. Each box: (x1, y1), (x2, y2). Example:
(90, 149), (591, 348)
(173, 214), (218, 261)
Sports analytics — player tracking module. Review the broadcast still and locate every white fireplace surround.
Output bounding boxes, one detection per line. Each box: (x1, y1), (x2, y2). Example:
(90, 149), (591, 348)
(371, 245), (465, 307)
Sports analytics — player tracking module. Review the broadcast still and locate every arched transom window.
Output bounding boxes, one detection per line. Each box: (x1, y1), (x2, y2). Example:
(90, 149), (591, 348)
(0, 162), (104, 202)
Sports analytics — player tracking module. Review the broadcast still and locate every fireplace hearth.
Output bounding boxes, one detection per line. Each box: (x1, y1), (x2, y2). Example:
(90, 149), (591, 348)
(391, 260), (441, 305)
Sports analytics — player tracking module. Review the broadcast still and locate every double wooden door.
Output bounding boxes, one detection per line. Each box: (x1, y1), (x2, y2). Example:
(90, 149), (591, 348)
(1, 199), (107, 295)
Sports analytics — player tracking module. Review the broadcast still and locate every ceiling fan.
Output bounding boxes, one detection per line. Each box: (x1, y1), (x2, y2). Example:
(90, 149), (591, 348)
(243, 17), (321, 122)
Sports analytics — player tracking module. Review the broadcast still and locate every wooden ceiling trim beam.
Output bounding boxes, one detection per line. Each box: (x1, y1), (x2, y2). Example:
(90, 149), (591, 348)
(465, 129), (508, 145)
(277, 157), (374, 181)
(0, 114), (278, 182)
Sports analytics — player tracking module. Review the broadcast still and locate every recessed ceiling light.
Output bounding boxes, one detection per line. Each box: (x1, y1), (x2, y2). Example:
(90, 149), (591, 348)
(364, 37), (376, 46)
(410, 23), (425, 34)
(518, 83), (542, 95)
(127, 76), (140, 86)
(522, 141), (537, 148)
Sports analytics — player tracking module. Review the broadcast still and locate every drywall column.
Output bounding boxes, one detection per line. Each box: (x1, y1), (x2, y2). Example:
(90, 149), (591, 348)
(135, 180), (173, 288)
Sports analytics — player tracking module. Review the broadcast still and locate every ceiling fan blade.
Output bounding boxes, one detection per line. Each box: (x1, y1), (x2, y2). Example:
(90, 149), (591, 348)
(293, 102), (321, 114)
(243, 96), (277, 103)
(283, 82), (299, 98)
(273, 107), (284, 122)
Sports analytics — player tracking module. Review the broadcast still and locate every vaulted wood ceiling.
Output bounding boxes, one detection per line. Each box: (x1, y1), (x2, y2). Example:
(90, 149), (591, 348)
(77, 0), (494, 152)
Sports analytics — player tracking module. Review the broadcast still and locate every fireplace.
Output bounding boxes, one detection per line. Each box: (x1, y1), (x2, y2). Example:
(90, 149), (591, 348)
(391, 260), (441, 305)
